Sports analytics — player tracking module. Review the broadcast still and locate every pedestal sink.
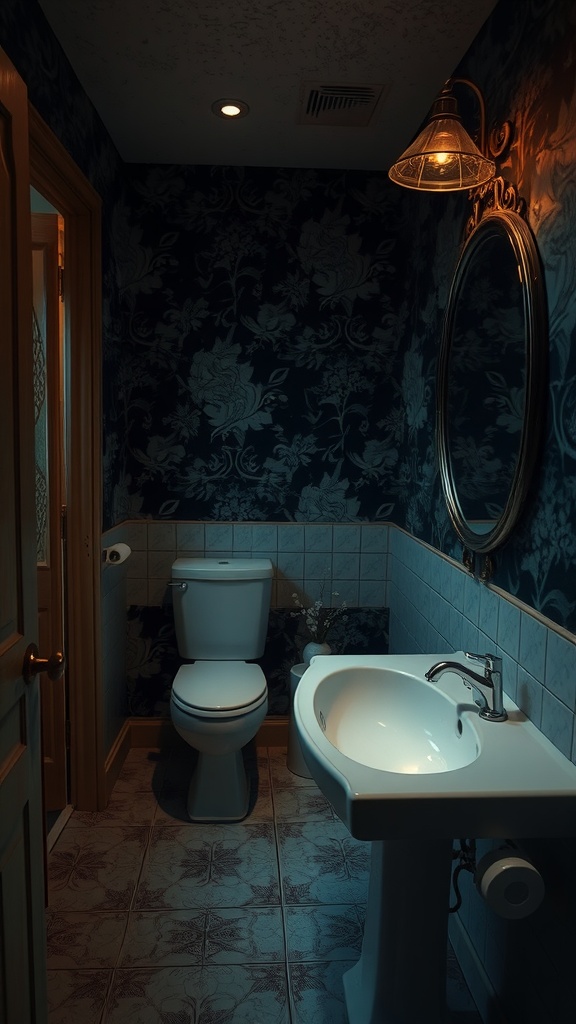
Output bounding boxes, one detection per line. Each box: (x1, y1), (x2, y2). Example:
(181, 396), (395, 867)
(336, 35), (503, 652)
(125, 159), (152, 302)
(294, 653), (576, 1024)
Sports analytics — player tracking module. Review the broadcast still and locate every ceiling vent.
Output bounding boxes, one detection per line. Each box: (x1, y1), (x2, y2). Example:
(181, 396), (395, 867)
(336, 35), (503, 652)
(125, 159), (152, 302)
(299, 82), (385, 127)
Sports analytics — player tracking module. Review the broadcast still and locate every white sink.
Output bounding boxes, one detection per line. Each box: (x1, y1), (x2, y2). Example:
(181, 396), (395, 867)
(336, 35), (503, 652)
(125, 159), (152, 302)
(295, 652), (576, 1024)
(315, 664), (480, 774)
(294, 652), (576, 840)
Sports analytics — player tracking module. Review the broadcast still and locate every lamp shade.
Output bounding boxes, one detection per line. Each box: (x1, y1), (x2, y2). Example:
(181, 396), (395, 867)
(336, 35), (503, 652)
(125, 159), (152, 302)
(388, 88), (496, 192)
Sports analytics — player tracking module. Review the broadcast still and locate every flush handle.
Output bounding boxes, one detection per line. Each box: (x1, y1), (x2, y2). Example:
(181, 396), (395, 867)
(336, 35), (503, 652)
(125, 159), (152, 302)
(22, 643), (66, 683)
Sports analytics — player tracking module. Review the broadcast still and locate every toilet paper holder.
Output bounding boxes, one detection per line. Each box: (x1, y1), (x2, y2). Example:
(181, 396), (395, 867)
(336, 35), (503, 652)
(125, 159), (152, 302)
(102, 542), (132, 565)
(474, 844), (545, 919)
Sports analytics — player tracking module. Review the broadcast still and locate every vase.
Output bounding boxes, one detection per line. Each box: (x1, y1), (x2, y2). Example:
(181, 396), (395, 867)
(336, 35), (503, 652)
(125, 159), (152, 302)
(303, 641), (332, 666)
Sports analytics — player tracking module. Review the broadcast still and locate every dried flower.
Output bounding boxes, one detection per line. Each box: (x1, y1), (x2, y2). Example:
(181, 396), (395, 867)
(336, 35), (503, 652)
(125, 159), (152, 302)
(291, 582), (348, 643)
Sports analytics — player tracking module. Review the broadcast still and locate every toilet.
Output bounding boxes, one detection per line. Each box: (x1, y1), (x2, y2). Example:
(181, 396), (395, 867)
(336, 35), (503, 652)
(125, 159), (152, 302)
(169, 556), (273, 822)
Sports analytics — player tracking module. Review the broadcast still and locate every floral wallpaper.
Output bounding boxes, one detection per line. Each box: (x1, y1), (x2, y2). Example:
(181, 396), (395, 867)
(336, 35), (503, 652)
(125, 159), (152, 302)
(106, 166), (408, 526)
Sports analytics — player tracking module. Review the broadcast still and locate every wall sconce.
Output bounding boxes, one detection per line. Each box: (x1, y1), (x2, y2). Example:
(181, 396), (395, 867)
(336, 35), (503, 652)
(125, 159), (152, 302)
(388, 78), (496, 192)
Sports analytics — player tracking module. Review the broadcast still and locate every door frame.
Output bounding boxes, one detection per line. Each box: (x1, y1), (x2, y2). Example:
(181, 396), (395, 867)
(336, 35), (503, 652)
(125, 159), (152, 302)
(29, 106), (105, 811)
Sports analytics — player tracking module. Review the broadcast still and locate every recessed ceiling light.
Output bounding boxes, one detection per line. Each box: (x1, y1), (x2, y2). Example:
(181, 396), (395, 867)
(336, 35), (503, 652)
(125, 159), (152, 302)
(212, 99), (249, 119)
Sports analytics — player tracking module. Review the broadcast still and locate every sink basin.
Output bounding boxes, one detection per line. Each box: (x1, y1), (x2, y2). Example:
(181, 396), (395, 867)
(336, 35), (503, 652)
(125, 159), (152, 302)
(315, 665), (480, 774)
(294, 652), (576, 840)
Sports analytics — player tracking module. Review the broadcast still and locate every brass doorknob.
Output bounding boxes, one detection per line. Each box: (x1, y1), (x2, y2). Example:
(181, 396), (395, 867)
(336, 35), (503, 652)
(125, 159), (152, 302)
(22, 643), (66, 683)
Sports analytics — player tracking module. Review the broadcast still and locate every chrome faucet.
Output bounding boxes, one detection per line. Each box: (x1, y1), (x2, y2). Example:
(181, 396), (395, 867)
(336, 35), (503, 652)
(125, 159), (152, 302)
(425, 652), (507, 722)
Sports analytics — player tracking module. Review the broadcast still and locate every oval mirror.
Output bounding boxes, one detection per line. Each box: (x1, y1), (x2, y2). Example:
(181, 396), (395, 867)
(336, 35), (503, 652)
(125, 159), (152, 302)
(437, 201), (548, 554)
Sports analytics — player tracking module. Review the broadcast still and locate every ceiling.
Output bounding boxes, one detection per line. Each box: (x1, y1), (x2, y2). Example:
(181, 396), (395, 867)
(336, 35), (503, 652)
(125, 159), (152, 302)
(38, 0), (498, 171)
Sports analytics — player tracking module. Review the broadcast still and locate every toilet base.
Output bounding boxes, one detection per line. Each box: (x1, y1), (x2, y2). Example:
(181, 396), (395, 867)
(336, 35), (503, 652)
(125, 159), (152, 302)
(187, 749), (250, 822)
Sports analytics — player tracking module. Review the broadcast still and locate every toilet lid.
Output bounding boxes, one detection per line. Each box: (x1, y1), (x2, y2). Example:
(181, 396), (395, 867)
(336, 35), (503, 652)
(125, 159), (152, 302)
(172, 661), (267, 715)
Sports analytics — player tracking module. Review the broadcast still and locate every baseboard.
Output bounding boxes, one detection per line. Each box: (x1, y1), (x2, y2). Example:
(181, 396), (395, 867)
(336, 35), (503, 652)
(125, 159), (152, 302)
(126, 715), (289, 749)
(128, 717), (175, 748)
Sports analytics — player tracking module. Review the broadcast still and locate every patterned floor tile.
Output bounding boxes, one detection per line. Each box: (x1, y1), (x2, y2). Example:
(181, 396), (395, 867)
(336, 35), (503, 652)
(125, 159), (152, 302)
(277, 820), (370, 905)
(118, 906), (285, 966)
(114, 749), (167, 794)
(135, 822), (280, 909)
(288, 960), (352, 1024)
(269, 749), (318, 789)
(66, 790), (158, 827)
(119, 909), (205, 966)
(46, 911), (128, 968)
(47, 826), (149, 911)
(104, 964), (290, 1023)
(273, 786), (337, 822)
(48, 968), (111, 1024)
(284, 904), (363, 961)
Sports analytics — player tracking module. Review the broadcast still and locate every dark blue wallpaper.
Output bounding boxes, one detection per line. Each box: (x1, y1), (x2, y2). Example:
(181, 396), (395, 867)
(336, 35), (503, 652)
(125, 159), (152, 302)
(106, 166), (408, 526)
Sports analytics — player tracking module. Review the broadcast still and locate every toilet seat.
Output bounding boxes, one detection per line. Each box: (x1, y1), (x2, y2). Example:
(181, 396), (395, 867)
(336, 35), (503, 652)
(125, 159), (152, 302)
(172, 661), (267, 719)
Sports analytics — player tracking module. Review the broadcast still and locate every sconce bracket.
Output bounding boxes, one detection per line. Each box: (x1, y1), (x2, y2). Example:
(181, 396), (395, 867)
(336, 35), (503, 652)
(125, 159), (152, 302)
(488, 120), (513, 160)
(466, 171), (526, 238)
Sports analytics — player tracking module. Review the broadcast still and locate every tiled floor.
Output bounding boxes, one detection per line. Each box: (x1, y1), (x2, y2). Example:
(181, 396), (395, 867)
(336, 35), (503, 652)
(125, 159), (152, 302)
(46, 742), (482, 1023)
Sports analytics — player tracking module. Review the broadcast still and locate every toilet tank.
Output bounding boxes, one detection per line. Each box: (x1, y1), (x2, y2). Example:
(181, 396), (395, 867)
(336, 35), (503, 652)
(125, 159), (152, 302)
(171, 557), (273, 660)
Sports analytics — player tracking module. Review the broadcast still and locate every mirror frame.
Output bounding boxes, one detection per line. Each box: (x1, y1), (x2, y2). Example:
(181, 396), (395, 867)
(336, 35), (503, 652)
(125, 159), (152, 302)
(437, 180), (548, 554)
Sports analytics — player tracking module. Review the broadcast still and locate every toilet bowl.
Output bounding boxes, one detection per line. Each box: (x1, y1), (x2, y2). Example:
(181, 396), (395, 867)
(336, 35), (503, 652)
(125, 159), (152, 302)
(168, 556), (273, 822)
(170, 660), (268, 821)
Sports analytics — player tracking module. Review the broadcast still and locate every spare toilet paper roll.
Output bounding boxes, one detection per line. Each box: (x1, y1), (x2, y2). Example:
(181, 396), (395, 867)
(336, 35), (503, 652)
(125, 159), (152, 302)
(475, 850), (545, 919)
(104, 542), (132, 565)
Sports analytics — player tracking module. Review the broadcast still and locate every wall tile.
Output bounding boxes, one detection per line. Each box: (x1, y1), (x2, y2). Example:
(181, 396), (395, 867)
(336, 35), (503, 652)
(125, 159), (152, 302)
(359, 553), (385, 581)
(252, 524), (278, 551)
(303, 553), (332, 579)
(541, 690), (574, 759)
(358, 580), (387, 607)
(516, 668), (543, 727)
(478, 587), (499, 641)
(460, 618), (480, 654)
(360, 525), (388, 553)
(278, 525), (304, 552)
(127, 550), (148, 579)
(148, 550), (176, 579)
(332, 552), (360, 580)
(497, 601), (521, 660)
(497, 648), (518, 702)
(462, 577), (481, 626)
(519, 612), (547, 683)
(124, 521), (148, 550)
(176, 523), (205, 552)
(330, 580), (359, 607)
(233, 524), (253, 551)
(148, 523), (176, 550)
(332, 525), (361, 552)
(304, 525), (333, 552)
(544, 630), (576, 711)
(204, 524), (233, 551)
(277, 551), (305, 581)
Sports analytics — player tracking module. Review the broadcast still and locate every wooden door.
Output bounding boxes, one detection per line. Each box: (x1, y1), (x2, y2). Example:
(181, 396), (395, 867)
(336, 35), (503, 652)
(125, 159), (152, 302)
(32, 212), (68, 812)
(0, 50), (48, 1024)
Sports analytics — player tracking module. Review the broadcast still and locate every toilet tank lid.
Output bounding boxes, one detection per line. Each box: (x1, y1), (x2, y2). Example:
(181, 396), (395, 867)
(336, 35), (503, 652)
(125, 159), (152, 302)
(172, 557), (273, 580)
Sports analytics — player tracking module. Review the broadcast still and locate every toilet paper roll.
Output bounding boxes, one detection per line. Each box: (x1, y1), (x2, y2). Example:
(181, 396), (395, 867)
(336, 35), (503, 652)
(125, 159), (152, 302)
(475, 850), (544, 919)
(103, 542), (132, 565)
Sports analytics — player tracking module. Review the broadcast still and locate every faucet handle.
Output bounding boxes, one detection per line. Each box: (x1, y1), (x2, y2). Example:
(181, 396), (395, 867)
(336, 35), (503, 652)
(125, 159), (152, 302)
(464, 651), (502, 678)
(464, 651), (488, 665)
